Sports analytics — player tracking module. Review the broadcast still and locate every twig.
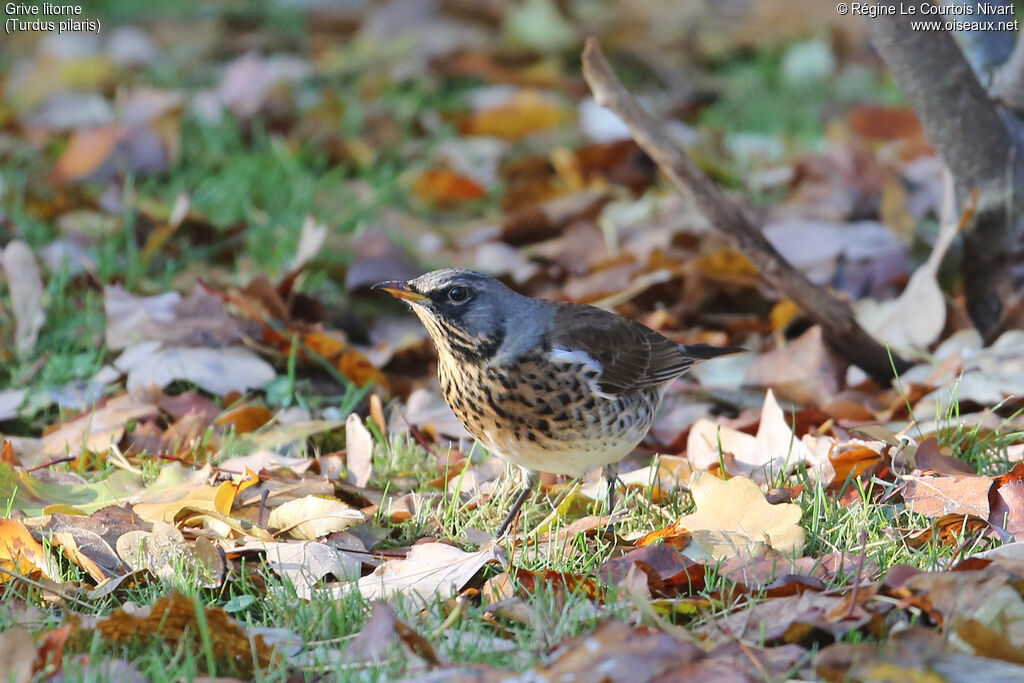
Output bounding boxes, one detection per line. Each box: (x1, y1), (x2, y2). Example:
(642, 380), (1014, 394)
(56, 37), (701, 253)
(0, 565), (94, 611)
(27, 456), (77, 472)
(580, 38), (911, 381)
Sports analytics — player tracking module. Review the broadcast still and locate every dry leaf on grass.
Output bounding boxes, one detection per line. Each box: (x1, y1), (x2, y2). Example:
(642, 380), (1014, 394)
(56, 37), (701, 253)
(686, 389), (831, 483)
(902, 474), (993, 519)
(267, 495), (365, 540)
(3, 241), (46, 355)
(342, 601), (439, 665)
(662, 472), (805, 560)
(78, 592), (279, 678)
(104, 286), (247, 350)
(348, 541), (504, 607)
(743, 326), (845, 406)
(0, 627), (35, 683)
(533, 619), (703, 683)
(345, 413), (374, 488)
(113, 342), (276, 396)
(0, 518), (60, 582)
(0, 462), (147, 517)
(41, 387), (161, 458)
(232, 541), (362, 599)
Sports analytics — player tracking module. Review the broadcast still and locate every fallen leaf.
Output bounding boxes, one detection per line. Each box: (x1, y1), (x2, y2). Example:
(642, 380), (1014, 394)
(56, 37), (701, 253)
(743, 326), (845, 406)
(113, 343), (276, 395)
(267, 495), (365, 540)
(342, 601), (439, 665)
(533, 619), (702, 683)
(461, 89), (568, 141)
(232, 541), (361, 599)
(665, 472), (805, 560)
(80, 592), (277, 677)
(413, 168), (488, 206)
(3, 241), (46, 355)
(0, 627), (35, 683)
(40, 387), (161, 458)
(0, 518), (59, 581)
(104, 286), (248, 350)
(686, 389), (830, 483)
(345, 413), (374, 488)
(52, 125), (122, 182)
(854, 169), (961, 354)
(903, 474), (993, 519)
(351, 541), (504, 607)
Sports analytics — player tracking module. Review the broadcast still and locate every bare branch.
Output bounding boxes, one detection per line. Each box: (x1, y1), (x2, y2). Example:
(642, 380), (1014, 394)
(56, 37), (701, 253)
(581, 38), (910, 381)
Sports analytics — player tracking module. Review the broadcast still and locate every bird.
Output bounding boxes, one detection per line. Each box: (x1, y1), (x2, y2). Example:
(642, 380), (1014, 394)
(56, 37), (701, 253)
(373, 269), (743, 536)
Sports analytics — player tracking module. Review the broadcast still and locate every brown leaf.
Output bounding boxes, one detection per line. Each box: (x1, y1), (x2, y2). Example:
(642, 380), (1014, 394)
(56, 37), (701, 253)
(900, 514), (989, 549)
(40, 388), (161, 459)
(743, 326), (845, 406)
(342, 601), (439, 665)
(902, 474), (993, 519)
(79, 592), (277, 677)
(848, 105), (924, 142)
(413, 168), (487, 206)
(214, 405), (273, 434)
(0, 627), (35, 683)
(535, 619), (703, 683)
(33, 625), (71, 679)
(990, 481), (1024, 539)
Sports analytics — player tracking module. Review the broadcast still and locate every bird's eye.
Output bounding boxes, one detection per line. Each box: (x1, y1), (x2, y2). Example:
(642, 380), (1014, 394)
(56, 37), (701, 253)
(447, 286), (470, 303)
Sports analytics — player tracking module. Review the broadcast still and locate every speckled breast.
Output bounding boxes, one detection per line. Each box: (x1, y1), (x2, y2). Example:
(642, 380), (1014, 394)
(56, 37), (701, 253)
(436, 351), (660, 477)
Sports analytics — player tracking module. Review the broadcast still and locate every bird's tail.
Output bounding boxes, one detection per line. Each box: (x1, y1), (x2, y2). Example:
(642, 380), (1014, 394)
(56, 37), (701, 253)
(680, 343), (747, 360)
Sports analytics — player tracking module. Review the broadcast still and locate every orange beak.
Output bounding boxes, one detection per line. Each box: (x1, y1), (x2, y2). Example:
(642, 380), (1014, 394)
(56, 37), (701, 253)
(371, 280), (429, 303)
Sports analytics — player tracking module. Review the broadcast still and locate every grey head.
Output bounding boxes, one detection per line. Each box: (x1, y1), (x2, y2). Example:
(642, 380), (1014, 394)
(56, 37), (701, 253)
(372, 269), (550, 363)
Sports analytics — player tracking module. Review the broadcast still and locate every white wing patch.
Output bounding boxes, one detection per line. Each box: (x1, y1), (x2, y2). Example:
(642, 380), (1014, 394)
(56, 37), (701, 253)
(549, 346), (615, 399)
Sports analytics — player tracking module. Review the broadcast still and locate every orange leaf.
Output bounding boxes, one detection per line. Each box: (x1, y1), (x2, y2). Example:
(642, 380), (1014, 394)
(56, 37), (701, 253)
(215, 405), (273, 433)
(636, 524), (692, 549)
(413, 169), (487, 206)
(53, 125), (123, 182)
(848, 105), (923, 142)
(0, 518), (56, 581)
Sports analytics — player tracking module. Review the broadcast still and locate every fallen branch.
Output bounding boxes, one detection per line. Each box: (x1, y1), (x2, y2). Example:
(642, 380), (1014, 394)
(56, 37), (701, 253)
(580, 38), (911, 381)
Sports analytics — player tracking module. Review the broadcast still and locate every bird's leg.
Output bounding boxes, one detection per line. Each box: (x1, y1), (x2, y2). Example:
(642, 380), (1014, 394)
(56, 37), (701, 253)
(602, 463), (620, 529)
(496, 468), (541, 537)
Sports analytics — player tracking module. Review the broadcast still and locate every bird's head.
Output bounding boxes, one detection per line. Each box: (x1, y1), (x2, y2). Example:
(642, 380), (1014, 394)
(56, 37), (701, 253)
(373, 269), (536, 362)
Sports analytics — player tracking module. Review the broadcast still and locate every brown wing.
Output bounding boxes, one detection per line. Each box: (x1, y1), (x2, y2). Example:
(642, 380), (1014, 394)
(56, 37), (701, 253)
(548, 304), (696, 395)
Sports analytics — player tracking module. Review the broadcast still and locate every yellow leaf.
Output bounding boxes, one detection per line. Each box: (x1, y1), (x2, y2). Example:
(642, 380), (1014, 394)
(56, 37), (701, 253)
(461, 90), (568, 141)
(670, 472), (805, 560)
(267, 495), (365, 540)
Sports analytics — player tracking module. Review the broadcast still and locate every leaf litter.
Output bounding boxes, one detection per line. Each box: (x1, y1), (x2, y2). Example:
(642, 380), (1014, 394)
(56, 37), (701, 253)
(2, 1), (1024, 681)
